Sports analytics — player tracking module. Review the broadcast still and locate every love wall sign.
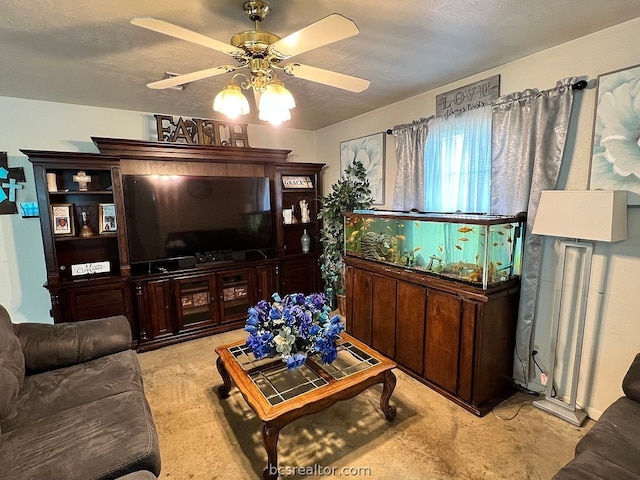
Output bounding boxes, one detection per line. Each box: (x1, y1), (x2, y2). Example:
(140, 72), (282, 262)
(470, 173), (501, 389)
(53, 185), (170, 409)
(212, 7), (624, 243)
(436, 75), (500, 118)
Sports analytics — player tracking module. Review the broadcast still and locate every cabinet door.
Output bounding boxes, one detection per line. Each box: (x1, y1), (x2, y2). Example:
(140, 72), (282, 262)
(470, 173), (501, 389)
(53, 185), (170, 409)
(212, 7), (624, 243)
(279, 257), (317, 295)
(348, 267), (373, 345)
(60, 282), (131, 321)
(144, 279), (174, 340)
(255, 264), (277, 302)
(396, 282), (426, 375)
(174, 274), (217, 333)
(424, 290), (462, 394)
(457, 300), (478, 403)
(371, 274), (396, 359)
(216, 268), (254, 323)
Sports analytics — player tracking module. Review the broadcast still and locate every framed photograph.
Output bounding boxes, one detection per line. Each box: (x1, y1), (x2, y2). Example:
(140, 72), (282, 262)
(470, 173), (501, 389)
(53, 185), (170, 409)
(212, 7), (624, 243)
(98, 203), (117, 233)
(340, 132), (386, 205)
(51, 203), (75, 236)
(589, 63), (640, 205)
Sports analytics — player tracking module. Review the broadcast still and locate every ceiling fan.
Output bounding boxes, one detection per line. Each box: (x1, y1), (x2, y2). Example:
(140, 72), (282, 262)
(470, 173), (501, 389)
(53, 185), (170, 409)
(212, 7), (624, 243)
(131, 0), (370, 124)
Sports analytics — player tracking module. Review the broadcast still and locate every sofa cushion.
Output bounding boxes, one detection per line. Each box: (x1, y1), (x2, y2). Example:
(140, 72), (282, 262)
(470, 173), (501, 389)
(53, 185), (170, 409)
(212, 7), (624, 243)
(622, 353), (640, 403)
(0, 305), (25, 422)
(575, 397), (640, 474)
(0, 349), (144, 433)
(553, 450), (640, 480)
(116, 472), (157, 480)
(0, 390), (161, 480)
(14, 315), (132, 375)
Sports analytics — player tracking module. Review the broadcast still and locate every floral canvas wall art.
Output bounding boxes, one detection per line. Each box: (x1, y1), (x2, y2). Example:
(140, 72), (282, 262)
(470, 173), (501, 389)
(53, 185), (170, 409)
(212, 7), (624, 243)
(340, 132), (385, 205)
(589, 64), (640, 205)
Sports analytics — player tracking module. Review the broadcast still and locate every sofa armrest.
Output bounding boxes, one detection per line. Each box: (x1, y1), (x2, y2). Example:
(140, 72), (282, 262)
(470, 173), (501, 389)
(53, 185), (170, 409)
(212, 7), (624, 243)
(622, 353), (640, 402)
(13, 315), (132, 375)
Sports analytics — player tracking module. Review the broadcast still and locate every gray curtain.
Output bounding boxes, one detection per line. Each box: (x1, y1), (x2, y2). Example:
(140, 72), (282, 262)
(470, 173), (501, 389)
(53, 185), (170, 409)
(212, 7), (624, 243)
(391, 117), (432, 211)
(491, 77), (576, 386)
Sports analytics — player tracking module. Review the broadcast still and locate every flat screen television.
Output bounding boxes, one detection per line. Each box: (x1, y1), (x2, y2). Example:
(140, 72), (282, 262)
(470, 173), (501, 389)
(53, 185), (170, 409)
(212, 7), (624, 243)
(122, 175), (273, 267)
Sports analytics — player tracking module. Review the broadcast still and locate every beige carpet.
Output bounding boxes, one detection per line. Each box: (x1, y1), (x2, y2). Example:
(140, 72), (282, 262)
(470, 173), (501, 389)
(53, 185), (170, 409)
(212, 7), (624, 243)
(137, 329), (590, 480)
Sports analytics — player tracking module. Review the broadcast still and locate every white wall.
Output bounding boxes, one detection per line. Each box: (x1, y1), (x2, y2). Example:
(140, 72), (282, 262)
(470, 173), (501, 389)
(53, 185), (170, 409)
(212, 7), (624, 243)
(315, 17), (640, 419)
(0, 97), (315, 324)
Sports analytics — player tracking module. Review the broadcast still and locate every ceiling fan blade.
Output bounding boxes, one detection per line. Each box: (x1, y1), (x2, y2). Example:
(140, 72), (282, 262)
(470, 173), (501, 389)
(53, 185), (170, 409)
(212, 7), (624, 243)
(270, 14), (359, 59)
(131, 17), (244, 57)
(147, 66), (234, 89)
(283, 63), (370, 93)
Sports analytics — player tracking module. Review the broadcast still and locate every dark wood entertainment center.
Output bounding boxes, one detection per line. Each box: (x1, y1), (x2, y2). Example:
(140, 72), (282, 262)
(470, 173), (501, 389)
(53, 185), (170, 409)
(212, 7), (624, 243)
(24, 138), (324, 351)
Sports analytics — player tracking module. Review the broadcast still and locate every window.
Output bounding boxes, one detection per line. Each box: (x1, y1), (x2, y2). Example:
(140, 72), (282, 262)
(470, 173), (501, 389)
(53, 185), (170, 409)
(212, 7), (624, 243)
(424, 106), (492, 213)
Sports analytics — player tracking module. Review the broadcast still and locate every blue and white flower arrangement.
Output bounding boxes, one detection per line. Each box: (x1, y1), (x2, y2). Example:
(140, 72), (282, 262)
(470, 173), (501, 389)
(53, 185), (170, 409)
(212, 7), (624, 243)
(245, 292), (345, 369)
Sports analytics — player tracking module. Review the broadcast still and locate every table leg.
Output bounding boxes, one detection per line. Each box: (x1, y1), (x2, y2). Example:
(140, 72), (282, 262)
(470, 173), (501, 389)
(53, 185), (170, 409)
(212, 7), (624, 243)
(380, 370), (397, 421)
(262, 423), (280, 480)
(216, 357), (232, 399)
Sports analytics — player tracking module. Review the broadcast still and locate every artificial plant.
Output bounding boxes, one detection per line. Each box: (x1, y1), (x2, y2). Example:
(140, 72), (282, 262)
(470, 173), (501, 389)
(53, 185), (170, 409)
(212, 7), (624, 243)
(318, 160), (373, 305)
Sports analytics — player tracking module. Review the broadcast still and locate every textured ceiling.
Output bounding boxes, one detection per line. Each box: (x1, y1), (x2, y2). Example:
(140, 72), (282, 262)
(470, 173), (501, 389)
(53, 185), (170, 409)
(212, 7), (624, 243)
(1, 1), (639, 131)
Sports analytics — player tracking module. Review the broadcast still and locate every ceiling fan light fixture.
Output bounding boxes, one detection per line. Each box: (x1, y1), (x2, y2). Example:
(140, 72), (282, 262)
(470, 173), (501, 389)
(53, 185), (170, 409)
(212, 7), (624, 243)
(133, 2), (370, 127)
(213, 82), (250, 118)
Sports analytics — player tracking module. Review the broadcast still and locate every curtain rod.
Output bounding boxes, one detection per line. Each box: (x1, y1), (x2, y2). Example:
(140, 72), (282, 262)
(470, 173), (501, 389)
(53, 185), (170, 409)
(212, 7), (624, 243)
(385, 79), (588, 134)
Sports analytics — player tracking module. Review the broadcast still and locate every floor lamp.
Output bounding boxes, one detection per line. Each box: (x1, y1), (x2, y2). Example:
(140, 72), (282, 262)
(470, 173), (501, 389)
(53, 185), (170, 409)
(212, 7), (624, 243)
(531, 190), (627, 426)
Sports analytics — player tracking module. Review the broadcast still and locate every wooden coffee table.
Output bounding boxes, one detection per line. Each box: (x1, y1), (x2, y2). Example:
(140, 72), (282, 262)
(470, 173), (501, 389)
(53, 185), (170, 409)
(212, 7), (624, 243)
(215, 332), (397, 480)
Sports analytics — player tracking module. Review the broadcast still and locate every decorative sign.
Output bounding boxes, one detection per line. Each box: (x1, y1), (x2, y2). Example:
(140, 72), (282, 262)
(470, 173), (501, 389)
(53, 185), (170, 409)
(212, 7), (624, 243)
(0, 152), (26, 215)
(282, 176), (313, 189)
(71, 261), (111, 277)
(154, 114), (250, 147)
(436, 75), (500, 118)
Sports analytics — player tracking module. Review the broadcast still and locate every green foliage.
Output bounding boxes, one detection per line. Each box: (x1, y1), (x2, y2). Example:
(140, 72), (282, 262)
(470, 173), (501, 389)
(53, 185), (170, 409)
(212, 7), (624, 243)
(318, 160), (373, 303)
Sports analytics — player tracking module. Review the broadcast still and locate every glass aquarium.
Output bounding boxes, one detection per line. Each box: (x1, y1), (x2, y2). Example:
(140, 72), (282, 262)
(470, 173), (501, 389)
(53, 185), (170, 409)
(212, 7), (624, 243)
(344, 210), (526, 289)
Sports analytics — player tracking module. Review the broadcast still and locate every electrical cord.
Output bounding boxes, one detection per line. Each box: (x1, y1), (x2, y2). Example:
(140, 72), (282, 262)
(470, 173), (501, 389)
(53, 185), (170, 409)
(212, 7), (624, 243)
(491, 391), (539, 421)
(532, 349), (557, 398)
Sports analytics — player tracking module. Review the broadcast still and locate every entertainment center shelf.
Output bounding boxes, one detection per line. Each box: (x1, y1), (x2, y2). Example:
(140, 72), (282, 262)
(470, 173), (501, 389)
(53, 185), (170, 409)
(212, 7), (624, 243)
(24, 138), (325, 351)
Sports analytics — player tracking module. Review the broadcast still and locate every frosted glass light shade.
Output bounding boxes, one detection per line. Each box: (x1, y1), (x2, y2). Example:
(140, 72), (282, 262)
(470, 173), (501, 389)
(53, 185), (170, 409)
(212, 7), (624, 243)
(258, 79), (295, 125)
(532, 190), (627, 242)
(213, 83), (250, 118)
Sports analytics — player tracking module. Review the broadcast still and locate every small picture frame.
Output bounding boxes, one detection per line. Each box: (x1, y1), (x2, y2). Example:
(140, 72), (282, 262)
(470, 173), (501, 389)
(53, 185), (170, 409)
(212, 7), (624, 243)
(98, 203), (117, 233)
(51, 203), (75, 236)
(282, 208), (293, 224)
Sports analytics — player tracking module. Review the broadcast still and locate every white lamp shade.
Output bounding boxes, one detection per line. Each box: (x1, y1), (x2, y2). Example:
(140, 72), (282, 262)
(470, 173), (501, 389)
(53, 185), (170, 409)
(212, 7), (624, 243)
(532, 190), (627, 242)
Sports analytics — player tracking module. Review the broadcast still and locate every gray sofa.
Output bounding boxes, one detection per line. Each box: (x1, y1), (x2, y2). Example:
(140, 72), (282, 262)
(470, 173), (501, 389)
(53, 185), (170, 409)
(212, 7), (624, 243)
(0, 305), (161, 480)
(554, 353), (640, 479)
